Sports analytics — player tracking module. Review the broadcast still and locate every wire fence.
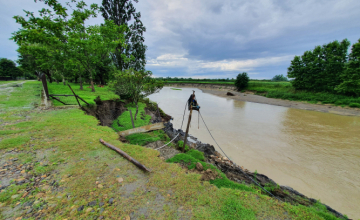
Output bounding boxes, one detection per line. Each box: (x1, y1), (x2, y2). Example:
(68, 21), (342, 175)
(41, 74), (89, 107)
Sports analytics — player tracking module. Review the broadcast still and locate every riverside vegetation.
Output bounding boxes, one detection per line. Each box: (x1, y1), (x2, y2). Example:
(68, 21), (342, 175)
(0, 81), (347, 219)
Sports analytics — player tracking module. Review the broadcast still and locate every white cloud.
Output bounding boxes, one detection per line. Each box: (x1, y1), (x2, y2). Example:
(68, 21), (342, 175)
(148, 53), (293, 73)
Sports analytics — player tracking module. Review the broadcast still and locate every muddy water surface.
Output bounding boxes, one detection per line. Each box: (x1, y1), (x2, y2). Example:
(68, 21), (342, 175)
(149, 87), (360, 219)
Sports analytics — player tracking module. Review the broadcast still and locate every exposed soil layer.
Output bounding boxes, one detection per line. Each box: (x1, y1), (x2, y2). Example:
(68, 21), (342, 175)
(82, 97), (127, 127)
(82, 97), (172, 128)
(163, 122), (347, 219)
(167, 83), (360, 117)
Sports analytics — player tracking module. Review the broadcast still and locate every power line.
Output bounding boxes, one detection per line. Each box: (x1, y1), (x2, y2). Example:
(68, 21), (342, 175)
(198, 111), (283, 202)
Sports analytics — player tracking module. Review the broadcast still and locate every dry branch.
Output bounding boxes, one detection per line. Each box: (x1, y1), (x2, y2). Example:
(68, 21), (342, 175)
(99, 138), (151, 172)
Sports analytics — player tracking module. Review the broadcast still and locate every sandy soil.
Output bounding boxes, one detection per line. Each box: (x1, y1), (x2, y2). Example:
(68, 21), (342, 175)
(167, 84), (360, 117)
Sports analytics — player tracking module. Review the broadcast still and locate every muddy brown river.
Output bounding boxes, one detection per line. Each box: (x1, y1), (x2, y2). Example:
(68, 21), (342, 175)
(148, 87), (360, 219)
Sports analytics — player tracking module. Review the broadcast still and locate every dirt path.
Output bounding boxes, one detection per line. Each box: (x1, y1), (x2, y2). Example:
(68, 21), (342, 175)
(166, 84), (360, 117)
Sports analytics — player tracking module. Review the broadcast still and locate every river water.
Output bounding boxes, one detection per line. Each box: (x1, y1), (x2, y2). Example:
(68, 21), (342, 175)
(148, 87), (360, 219)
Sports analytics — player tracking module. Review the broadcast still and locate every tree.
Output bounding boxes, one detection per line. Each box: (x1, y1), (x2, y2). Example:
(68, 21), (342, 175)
(235, 72), (249, 91)
(335, 39), (360, 96)
(271, 74), (288, 82)
(0, 58), (22, 79)
(109, 69), (164, 120)
(67, 20), (126, 92)
(101, 0), (147, 71)
(287, 39), (350, 92)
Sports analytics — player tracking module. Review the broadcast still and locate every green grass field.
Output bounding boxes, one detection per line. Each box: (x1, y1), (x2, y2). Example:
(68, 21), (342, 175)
(0, 81), (346, 219)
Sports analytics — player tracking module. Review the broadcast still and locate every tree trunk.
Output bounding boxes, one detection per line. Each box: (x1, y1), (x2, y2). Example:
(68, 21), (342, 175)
(62, 75), (66, 85)
(90, 76), (95, 92)
(79, 74), (83, 90)
(134, 101), (139, 120)
(45, 70), (52, 83)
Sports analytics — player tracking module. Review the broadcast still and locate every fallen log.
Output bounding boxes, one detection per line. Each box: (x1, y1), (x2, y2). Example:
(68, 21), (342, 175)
(118, 122), (164, 137)
(99, 139), (151, 172)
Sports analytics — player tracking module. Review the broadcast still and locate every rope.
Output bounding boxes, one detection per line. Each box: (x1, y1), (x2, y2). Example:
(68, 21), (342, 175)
(180, 101), (188, 130)
(198, 112), (283, 202)
(155, 133), (180, 150)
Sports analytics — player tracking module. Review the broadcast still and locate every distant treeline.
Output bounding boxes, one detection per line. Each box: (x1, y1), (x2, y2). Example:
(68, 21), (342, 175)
(288, 38), (360, 96)
(156, 77), (273, 82)
(0, 58), (36, 80)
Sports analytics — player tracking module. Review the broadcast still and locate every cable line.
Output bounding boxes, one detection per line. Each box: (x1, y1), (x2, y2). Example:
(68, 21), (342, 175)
(198, 111), (283, 202)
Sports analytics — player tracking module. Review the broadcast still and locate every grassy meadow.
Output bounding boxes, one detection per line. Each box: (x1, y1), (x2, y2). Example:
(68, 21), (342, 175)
(0, 81), (346, 219)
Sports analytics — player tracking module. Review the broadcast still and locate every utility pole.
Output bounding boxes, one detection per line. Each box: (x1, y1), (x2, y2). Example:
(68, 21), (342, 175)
(183, 90), (195, 152)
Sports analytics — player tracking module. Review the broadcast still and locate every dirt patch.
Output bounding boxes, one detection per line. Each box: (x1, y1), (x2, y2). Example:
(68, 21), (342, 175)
(144, 140), (180, 160)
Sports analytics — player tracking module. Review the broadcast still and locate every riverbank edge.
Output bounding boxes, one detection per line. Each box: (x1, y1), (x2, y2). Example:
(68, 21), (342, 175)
(162, 121), (347, 219)
(166, 83), (360, 117)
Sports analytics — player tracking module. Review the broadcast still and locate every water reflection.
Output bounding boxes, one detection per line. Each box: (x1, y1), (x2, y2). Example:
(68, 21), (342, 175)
(148, 87), (360, 219)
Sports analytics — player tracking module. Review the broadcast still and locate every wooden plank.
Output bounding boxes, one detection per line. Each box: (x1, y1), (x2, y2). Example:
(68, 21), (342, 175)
(118, 122), (165, 137)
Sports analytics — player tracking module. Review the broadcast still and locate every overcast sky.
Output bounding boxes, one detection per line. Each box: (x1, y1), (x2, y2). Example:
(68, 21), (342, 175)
(1, 0), (360, 79)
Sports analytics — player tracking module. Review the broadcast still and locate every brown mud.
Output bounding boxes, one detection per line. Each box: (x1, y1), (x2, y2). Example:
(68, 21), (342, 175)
(167, 83), (360, 117)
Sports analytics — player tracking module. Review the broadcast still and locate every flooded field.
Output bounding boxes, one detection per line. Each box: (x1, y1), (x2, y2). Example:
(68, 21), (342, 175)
(149, 87), (360, 219)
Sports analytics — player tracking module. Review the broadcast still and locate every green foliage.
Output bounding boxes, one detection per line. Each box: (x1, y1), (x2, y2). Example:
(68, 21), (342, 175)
(109, 69), (164, 119)
(11, 0), (127, 88)
(336, 39), (360, 96)
(101, 0), (147, 71)
(349, 103), (360, 108)
(177, 140), (190, 151)
(0, 58), (22, 79)
(271, 74), (288, 82)
(288, 39), (351, 93)
(186, 149), (205, 161)
(170, 88), (182, 90)
(235, 72), (249, 91)
(111, 102), (151, 131)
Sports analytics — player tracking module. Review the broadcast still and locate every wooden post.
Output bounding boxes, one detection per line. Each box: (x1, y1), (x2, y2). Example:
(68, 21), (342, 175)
(183, 90), (196, 152)
(67, 84), (81, 107)
(129, 110), (135, 128)
(183, 108), (193, 152)
(41, 74), (50, 100)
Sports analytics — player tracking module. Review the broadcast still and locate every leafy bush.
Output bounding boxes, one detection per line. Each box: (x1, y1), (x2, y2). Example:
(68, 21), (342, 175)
(349, 103), (360, 108)
(235, 72), (249, 91)
(177, 140), (190, 151)
(271, 74), (288, 82)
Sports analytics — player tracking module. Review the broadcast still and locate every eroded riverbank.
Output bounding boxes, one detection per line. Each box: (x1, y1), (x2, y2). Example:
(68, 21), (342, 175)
(149, 87), (360, 219)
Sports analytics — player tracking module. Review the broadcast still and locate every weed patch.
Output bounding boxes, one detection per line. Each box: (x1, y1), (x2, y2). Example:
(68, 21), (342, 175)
(111, 102), (151, 131)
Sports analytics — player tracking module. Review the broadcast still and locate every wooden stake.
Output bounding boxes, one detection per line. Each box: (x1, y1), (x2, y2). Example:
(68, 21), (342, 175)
(183, 108), (193, 152)
(99, 139), (151, 172)
(129, 110), (135, 128)
(67, 84), (81, 107)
